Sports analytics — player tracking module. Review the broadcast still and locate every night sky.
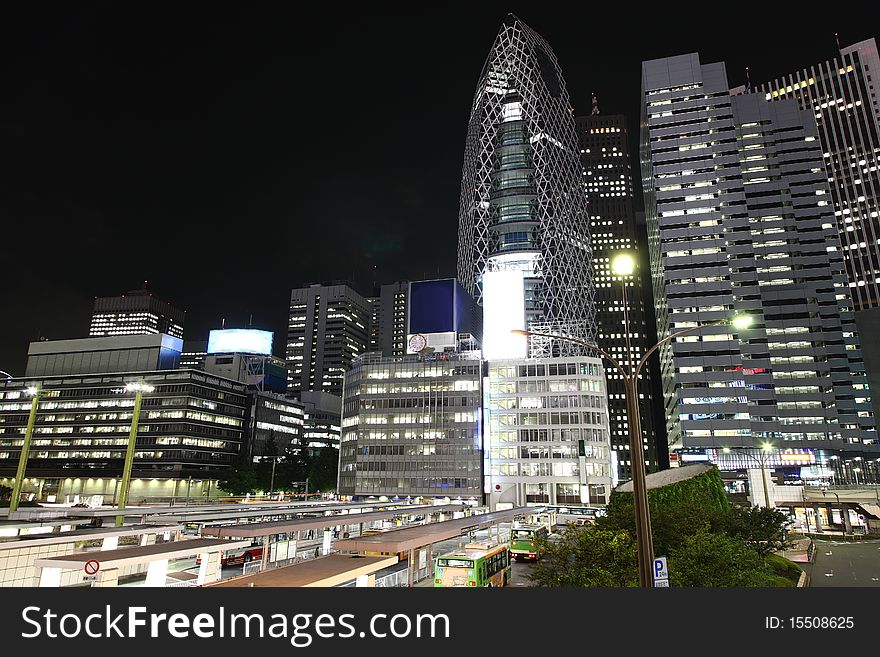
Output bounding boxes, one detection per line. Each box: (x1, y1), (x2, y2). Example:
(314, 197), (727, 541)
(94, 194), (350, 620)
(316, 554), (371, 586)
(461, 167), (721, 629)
(1, 5), (874, 375)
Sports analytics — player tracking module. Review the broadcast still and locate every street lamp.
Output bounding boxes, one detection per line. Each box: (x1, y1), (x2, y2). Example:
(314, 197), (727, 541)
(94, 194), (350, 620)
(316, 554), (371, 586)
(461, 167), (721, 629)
(512, 251), (754, 587)
(722, 442), (774, 508)
(115, 381), (154, 526)
(9, 384), (42, 514)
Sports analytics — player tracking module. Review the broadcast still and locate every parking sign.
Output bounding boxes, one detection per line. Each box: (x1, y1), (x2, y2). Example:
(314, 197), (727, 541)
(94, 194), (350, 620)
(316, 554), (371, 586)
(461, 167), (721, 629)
(653, 556), (669, 586)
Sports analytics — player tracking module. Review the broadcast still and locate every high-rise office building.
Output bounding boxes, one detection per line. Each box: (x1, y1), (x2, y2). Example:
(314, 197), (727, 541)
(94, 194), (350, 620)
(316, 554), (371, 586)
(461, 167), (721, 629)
(753, 38), (880, 428)
(457, 15), (595, 346)
(641, 52), (879, 490)
(286, 283), (370, 397)
(576, 111), (665, 477)
(89, 288), (185, 339)
(754, 38), (880, 310)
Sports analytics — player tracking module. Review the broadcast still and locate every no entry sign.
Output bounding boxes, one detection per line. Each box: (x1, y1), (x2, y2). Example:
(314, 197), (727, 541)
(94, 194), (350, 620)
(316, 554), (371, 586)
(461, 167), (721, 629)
(84, 559), (100, 575)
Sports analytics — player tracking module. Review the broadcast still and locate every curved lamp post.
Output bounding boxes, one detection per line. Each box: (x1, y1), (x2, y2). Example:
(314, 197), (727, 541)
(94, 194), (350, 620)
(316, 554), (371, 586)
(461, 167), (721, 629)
(512, 251), (754, 587)
(9, 384), (42, 515)
(115, 381), (154, 526)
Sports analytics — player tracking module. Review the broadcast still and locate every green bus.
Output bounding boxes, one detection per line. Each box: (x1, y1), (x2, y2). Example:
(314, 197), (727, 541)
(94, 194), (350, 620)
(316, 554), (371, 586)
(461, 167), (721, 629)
(434, 542), (511, 587)
(509, 523), (549, 561)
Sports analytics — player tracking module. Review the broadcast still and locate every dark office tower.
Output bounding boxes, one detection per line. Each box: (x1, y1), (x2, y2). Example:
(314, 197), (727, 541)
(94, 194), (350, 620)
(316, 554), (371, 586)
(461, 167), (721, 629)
(457, 15), (595, 346)
(89, 288), (184, 339)
(641, 53), (878, 490)
(754, 39), (880, 311)
(286, 283), (370, 397)
(576, 112), (665, 477)
(375, 282), (409, 357)
(366, 295), (380, 352)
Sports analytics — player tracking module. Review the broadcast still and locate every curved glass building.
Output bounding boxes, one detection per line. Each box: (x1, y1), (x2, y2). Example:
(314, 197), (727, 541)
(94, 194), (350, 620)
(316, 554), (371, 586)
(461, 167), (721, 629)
(457, 15), (595, 348)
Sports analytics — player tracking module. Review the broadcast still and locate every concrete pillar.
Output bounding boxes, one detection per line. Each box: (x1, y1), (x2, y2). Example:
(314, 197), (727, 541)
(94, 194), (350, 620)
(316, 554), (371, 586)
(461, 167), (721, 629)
(38, 567), (62, 587)
(91, 568), (119, 587)
(812, 505), (823, 531)
(261, 534), (271, 569)
(356, 574), (376, 587)
(102, 536), (119, 551)
(322, 529), (332, 555)
(842, 506), (853, 533)
(144, 559), (168, 587)
(407, 549), (415, 587)
(197, 551), (221, 585)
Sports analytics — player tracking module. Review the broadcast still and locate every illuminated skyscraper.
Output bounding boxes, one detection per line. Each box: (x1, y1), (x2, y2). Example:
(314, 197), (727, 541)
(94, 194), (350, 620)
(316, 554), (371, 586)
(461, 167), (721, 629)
(89, 287), (184, 339)
(641, 52), (879, 491)
(457, 14), (595, 348)
(577, 111), (665, 477)
(286, 282), (370, 397)
(754, 38), (880, 311)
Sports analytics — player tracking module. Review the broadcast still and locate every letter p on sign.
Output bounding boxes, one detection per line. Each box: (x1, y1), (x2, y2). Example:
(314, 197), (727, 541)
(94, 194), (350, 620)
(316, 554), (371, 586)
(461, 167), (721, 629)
(653, 556), (668, 582)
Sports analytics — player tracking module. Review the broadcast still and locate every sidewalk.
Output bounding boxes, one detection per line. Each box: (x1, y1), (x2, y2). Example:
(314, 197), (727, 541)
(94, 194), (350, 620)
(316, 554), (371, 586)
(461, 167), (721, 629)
(783, 537), (812, 563)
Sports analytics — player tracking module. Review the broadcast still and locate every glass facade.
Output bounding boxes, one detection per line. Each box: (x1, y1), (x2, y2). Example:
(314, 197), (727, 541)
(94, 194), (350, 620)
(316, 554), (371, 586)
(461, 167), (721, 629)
(338, 353), (483, 498)
(484, 357), (613, 506)
(0, 370), (248, 501)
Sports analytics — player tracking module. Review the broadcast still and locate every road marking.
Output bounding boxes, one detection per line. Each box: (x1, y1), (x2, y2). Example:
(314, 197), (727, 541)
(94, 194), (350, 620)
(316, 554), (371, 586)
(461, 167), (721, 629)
(824, 572), (834, 577)
(825, 552), (833, 555)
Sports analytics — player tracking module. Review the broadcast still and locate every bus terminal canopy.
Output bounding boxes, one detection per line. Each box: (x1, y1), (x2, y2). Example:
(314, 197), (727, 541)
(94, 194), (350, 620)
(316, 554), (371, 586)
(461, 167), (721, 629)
(199, 504), (466, 539)
(33, 538), (251, 572)
(333, 507), (538, 555)
(159, 501), (402, 524)
(208, 554), (398, 588)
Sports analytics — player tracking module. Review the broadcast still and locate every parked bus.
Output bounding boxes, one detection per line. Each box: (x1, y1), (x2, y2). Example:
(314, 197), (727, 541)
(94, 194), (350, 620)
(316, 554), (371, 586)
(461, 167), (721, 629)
(509, 524), (549, 561)
(434, 542), (511, 587)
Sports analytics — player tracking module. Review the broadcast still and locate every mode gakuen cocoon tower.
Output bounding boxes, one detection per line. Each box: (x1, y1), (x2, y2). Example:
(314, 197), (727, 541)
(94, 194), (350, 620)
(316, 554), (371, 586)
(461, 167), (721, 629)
(456, 14), (596, 350)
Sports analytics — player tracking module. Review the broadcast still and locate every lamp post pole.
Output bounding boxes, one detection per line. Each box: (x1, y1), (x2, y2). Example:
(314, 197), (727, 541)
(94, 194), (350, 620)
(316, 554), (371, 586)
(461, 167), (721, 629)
(115, 381), (153, 527)
(9, 384), (41, 515)
(516, 316), (753, 586)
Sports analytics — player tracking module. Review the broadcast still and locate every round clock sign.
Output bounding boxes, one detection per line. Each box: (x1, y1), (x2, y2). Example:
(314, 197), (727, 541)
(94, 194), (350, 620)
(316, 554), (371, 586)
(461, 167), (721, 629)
(408, 334), (428, 353)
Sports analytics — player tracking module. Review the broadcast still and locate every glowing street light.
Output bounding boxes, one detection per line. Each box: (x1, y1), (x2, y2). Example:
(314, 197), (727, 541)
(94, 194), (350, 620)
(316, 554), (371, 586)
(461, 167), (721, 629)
(610, 253), (636, 277)
(9, 383), (42, 515)
(115, 380), (154, 526)
(513, 251), (756, 587)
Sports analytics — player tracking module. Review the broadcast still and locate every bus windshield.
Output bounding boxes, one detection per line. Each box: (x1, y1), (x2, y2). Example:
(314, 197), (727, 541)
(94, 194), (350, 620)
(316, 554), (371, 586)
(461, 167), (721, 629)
(438, 558), (472, 568)
(511, 530), (535, 539)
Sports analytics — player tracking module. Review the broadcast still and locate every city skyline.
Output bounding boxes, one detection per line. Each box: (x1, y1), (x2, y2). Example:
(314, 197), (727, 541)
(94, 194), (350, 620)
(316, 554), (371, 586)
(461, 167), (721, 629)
(2, 7), (876, 376)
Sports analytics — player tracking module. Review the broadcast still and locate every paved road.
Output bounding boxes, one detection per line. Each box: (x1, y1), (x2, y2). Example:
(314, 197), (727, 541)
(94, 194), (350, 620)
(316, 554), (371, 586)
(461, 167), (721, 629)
(803, 540), (880, 587)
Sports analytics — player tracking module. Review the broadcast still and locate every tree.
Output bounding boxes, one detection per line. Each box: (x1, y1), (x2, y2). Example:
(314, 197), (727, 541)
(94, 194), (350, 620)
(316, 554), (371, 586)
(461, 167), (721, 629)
(723, 504), (794, 558)
(599, 466), (730, 555)
(668, 531), (778, 587)
(528, 525), (638, 587)
(217, 460), (258, 496)
(307, 447), (339, 493)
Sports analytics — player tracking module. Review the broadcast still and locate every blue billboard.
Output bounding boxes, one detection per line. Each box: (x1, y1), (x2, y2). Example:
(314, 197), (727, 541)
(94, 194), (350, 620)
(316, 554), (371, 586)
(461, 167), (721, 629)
(409, 280), (456, 334)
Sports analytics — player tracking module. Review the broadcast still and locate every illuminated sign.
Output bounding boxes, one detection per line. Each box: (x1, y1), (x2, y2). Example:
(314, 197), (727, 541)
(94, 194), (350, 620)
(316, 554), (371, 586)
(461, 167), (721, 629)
(207, 329), (273, 355)
(482, 270), (527, 360)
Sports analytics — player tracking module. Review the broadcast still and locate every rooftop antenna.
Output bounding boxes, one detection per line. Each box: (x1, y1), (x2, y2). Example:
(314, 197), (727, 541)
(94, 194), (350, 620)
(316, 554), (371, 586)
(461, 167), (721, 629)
(591, 91), (600, 116)
(221, 317), (226, 329)
(248, 313), (253, 328)
(835, 32), (841, 50)
(745, 65), (751, 91)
